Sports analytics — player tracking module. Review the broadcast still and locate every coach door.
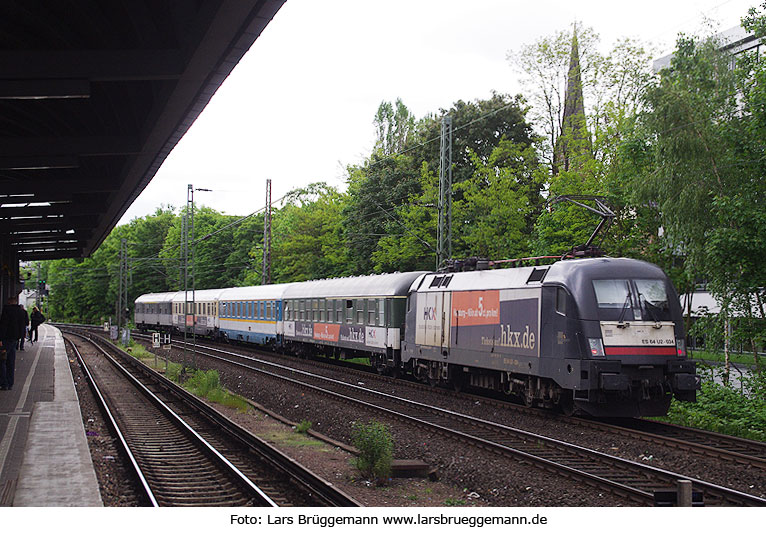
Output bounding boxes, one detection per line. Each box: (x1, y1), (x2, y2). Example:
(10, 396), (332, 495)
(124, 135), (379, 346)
(416, 291), (451, 356)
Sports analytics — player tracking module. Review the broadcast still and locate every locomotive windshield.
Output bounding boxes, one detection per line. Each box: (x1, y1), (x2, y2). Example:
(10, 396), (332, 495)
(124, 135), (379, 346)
(592, 279), (670, 321)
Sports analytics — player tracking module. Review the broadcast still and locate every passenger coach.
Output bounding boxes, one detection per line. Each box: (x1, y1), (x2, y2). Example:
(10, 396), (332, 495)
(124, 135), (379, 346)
(281, 272), (427, 368)
(218, 284), (292, 345)
(135, 292), (175, 332)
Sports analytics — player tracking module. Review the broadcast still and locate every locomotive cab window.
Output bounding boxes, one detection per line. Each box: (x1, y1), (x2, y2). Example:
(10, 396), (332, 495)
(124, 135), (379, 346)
(593, 280), (630, 308)
(634, 280), (669, 310)
(556, 287), (567, 316)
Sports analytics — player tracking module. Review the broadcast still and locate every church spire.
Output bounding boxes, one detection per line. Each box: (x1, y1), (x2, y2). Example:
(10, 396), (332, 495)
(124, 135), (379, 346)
(553, 23), (590, 175)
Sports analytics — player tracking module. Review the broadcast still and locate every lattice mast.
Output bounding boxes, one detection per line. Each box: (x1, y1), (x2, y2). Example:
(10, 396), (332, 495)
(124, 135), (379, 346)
(437, 115), (453, 269)
(262, 178), (272, 285)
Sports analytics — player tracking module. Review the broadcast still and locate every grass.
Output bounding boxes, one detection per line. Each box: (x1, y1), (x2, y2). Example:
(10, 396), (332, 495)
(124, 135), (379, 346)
(124, 340), (154, 361)
(688, 349), (762, 366)
(265, 430), (328, 449)
(182, 369), (251, 412)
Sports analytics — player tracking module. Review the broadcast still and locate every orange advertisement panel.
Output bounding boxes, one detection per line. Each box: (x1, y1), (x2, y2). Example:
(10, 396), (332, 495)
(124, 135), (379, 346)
(451, 290), (500, 327)
(313, 323), (340, 342)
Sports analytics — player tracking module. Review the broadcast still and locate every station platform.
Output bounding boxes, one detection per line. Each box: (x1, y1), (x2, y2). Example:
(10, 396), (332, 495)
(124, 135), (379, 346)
(0, 324), (102, 506)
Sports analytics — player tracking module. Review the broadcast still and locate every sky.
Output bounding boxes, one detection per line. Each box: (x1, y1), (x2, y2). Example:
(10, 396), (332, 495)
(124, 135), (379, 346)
(118, 0), (759, 224)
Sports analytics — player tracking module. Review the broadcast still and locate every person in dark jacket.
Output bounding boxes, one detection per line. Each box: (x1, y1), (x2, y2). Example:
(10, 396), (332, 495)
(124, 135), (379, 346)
(18, 306), (29, 351)
(29, 306), (45, 344)
(0, 296), (28, 391)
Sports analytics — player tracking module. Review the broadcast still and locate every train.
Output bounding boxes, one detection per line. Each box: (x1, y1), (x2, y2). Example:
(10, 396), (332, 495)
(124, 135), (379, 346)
(134, 257), (700, 417)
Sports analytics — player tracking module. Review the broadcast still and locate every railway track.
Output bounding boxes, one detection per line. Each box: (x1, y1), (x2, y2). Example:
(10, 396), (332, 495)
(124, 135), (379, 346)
(141, 337), (766, 507)
(143, 330), (766, 473)
(64, 330), (359, 507)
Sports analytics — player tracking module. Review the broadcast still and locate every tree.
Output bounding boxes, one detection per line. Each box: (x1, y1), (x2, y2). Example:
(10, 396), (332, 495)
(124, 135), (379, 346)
(372, 162), (439, 272)
(509, 25), (601, 170)
(408, 92), (537, 187)
(344, 152), (420, 274)
(271, 183), (351, 282)
(374, 98), (416, 155)
(630, 16), (766, 375)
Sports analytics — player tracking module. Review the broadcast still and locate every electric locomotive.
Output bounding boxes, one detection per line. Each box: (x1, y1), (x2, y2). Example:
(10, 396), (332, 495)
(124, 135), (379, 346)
(399, 257), (699, 417)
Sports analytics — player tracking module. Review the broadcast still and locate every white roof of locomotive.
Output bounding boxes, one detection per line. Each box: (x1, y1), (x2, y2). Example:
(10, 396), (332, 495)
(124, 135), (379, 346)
(412, 267), (543, 292)
(218, 283), (293, 301)
(283, 272), (429, 299)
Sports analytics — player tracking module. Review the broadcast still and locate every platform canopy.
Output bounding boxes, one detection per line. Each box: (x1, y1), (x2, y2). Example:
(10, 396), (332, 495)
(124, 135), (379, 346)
(0, 0), (285, 261)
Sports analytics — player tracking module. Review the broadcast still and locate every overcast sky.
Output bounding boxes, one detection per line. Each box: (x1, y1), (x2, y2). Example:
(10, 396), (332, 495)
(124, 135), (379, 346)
(119, 0), (757, 224)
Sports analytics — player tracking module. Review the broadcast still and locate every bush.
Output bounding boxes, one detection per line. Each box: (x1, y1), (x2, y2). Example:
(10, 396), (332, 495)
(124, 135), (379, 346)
(165, 361), (183, 382)
(352, 420), (393, 484)
(662, 366), (766, 441)
(295, 420), (312, 434)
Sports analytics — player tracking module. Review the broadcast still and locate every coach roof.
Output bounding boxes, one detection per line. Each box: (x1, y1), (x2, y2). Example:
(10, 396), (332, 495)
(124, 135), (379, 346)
(219, 283), (294, 301)
(283, 272), (429, 299)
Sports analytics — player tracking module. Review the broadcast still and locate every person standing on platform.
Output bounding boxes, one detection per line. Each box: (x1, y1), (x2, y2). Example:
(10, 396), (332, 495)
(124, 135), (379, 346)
(29, 306), (45, 344)
(18, 306), (29, 351)
(0, 295), (27, 391)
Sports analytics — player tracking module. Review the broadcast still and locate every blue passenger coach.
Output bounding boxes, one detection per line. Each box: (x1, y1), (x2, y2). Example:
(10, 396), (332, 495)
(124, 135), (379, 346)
(217, 284), (293, 345)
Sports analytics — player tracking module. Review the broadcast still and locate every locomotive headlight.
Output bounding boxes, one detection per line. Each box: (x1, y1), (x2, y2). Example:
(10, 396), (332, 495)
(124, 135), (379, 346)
(588, 338), (605, 357)
(676, 338), (687, 358)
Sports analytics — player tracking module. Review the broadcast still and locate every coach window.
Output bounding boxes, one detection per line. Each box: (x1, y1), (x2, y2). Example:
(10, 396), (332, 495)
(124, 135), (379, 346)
(378, 299), (385, 326)
(356, 300), (364, 324)
(319, 299), (326, 322)
(336, 301), (342, 323)
(368, 299), (376, 325)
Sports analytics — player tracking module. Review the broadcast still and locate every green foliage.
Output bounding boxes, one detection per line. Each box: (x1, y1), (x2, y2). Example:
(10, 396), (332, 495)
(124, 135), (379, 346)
(351, 420), (394, 484)
(374, 98), (416, 155)
(271, 183), (351, 282)
(182, 368), (250, 412)
(125, 340), (153, 360)
(295, 420), (312, 434)
(165, 361), (183, 382)
(661, 366), (766, 441)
